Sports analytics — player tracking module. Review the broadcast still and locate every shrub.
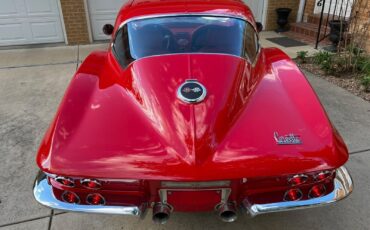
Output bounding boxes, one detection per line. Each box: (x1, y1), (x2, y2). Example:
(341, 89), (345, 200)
(313, 51), (333, 65)
(313, 51), (335, 74)
(356, 55), (370, 74)
(361, 75), (370, 92)
(296, 51), (309, 63)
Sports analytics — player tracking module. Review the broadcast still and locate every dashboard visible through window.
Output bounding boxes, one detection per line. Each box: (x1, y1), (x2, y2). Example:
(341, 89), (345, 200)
(113, 16), (259, 68)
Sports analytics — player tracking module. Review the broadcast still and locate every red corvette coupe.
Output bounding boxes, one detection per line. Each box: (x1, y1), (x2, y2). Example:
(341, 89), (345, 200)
(33, 0), (353, 224)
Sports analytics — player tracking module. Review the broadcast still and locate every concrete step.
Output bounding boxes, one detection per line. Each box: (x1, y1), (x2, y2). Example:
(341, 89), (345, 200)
(290, 22), (330, 40)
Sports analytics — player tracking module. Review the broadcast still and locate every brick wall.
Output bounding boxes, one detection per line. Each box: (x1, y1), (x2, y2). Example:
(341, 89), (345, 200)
(265, 0), (300, 31)
(304, 0), (316, 21)
(60, 0), (90, 45)
(355, 1), (370, 52)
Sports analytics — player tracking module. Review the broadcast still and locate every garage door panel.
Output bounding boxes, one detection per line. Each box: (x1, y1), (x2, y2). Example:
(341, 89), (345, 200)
(0, 0), (23, 18)
(90, 17), (116, 40)
(0, 21), (31, 45)
(243, 0), (264, 22)
(88, 0), (123, 14)
(88, 0), (127, 40)
(0, 0), (64, 46)
(30, 21), (63, 41)
(24, 0), (58, 16)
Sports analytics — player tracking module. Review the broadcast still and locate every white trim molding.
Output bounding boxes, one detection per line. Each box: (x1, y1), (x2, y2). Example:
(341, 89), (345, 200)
(83, 0), (93, 43)
(57, 0), (68, 45)
(297, 0), (306, 22)
(262, 0), (268, 29)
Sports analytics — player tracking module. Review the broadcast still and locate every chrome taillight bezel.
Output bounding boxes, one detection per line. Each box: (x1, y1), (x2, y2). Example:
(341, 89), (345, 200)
(55, 176), (75, 187)
(314, 170), (334, 182)
(284, 188), (303, 201)
(86, 193), (106, 205)
(288, 174), (309, 186)
(61, 191), (80, 204)
(80, 179), (102, 190)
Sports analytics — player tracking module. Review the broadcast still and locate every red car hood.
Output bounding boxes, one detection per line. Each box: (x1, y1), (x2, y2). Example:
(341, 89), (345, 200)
(37, 50), (348, 180)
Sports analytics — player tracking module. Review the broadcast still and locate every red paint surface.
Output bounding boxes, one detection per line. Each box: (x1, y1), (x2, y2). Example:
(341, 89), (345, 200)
(36, 0), (348, 212)
(37, 49), (348, 180)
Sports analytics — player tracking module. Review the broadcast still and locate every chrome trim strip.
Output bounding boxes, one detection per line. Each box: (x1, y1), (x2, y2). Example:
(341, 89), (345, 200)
(116, 13), (249, 32)
(127, 53), (247, 67)
(33, 172), (143, 216)
(161, 180), (230, 188)
(243, 166), (353, 217)
(45, 172), (140, 184)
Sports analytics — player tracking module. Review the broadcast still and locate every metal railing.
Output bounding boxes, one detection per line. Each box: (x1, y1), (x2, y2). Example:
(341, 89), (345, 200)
(314, 0), (354, 48)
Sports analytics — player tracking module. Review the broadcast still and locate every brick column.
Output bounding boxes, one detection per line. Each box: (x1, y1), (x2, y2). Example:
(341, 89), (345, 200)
(265, 0), (300, 31)
(304, 0), (316, 20)
(60, 0), (90, 45)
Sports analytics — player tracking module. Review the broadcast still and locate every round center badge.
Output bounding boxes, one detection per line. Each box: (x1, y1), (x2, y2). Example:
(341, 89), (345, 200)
(177, 80), (207, 103)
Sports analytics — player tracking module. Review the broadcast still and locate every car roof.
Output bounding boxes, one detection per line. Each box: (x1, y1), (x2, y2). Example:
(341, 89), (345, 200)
(114, 0), (256, 31)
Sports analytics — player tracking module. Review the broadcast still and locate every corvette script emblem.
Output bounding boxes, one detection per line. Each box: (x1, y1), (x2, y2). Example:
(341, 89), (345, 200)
(274, 132), (302, 145)
(177, 80), (207, 103)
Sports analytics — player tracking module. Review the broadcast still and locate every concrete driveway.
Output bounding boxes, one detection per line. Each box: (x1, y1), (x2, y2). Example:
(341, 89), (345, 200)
(0, 44), (369, 230)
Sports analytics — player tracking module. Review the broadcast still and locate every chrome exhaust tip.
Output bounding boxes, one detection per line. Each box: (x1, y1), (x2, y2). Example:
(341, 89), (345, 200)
(217, 203), (238, 223)
(152, 203), (171, 224)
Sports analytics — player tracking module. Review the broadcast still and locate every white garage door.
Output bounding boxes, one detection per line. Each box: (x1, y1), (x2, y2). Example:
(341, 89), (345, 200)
(243, 0), (265, 23)
(88, 0), (126, 41)
(88, 0), (265, 40)
(0, 0), (64, 46)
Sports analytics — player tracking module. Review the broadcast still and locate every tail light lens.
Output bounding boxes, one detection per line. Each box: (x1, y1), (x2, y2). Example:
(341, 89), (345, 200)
(81, 179), (102, 190)
(309, 184), (326, 198)
(288, 174), (308, 186)
(86, 193), (105, 205)
(284, 189), (303, 201)
(55, 176), (75, 187)
(62, 191), (80, 204)
(315, 171), (334, 182)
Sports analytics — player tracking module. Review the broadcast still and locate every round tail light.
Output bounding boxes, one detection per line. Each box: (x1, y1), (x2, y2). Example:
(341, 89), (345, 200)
(309, 184), (326, 198)
(62, 191), (80, 204)
(288, 174), (308, 186)
(55, 176), (75, 187)
(315, 171), (334, 182)
(86, 193), (106, 205)
(81, 179), (102, 190)
(284, 189), (303, 201)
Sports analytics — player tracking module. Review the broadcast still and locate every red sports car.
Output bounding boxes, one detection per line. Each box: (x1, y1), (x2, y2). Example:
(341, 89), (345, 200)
(33, 0), (353, 224)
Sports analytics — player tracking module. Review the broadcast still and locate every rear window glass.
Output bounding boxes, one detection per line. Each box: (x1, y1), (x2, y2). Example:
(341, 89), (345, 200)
(113, 16), (257, 67)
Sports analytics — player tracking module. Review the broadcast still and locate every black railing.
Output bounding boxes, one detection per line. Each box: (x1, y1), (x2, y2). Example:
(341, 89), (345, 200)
(314, 0), (354, 48)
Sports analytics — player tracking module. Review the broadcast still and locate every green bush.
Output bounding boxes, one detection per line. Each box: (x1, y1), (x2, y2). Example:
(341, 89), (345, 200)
(296, 51), (309, 63)
(356, 56), (370, 74)
(313, 51), (333, 65)
(313, 51), (335, 74)
(361, 75), (370, 92)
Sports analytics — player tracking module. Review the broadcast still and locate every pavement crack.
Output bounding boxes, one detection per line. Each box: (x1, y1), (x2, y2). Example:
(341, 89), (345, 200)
(47, 210), (54, 230)
(350, 148), (370, 155)
(0, 61), (78, 70)
(0, 215), (51, 228)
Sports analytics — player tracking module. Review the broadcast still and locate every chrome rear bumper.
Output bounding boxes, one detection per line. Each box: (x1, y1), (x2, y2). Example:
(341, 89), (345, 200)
(243, 166), (353, 216)
(33, 171), (145, 216)
(33, 166), (352, 218)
